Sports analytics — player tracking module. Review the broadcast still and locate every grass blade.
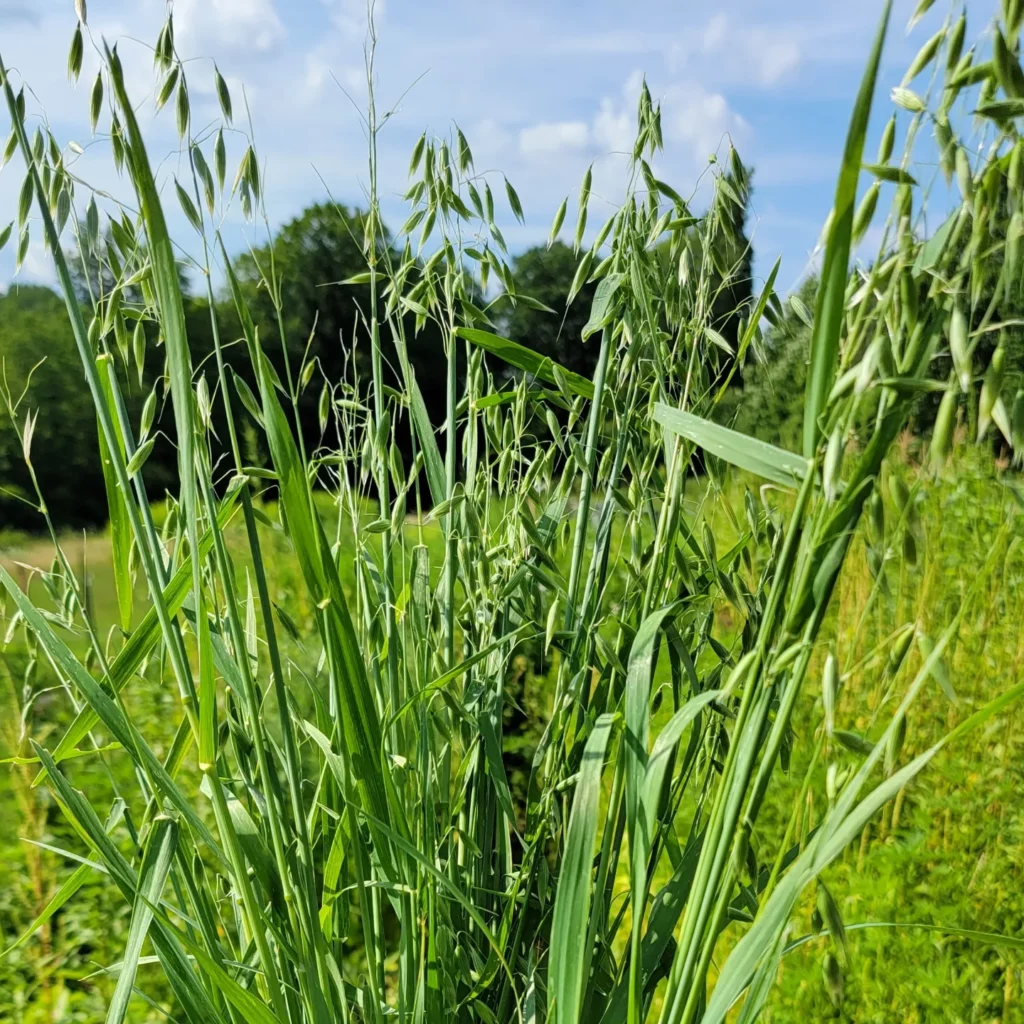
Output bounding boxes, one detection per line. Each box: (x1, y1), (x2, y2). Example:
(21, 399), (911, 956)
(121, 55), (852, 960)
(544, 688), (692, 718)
(802, 0), (892, 457)
(549, 712), (617, 1024)
(35, 490), (240, 783)
(30, 743), (222, 1024)
(1, 863), (91, 957)
(456, 327), (595, 400)
(653, 404), (810, 488)
(105, 816), (178, 1024)
(624, 606), (676, 1024)
(95, 354), (133, 632)
(1, 565), (226, 864)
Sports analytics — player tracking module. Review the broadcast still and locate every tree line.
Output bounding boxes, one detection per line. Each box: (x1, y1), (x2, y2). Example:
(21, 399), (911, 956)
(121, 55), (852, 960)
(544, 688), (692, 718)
(2, 190), (1019, 534)
(0, 195), (753, 532)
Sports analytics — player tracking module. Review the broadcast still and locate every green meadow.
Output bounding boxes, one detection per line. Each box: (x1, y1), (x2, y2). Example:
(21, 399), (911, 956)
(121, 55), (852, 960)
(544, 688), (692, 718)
(3, 1), (1024, 1022)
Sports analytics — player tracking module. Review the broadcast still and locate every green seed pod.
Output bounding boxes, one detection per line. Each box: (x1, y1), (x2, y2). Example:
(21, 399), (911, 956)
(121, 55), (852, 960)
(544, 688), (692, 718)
(715, 567), (741, 610)
(1008, 211), (1024, 298)
(935, 115), (954, 183)
(823, 428), (844, 502)
(886, 710), (908, 774)
(1011, 141), (1024, 198)
(823, 652), (839, 736)
(978, 344), (1006, 441)
(902, 528), (918, 567)
(891, 86), (925, 112)
(956, 147), (973, 203)
(887, 623), (917, 676)
(947, 50), (975, 96)
(817, 881), (849, 962)
(877, 115), (897, 164)
(826, 762), (840, 802)
(389, 440), (405, 491)
(140, 389), (157, 440)
(823, 951), (844, 1008)
(900, 270), (919, 330)
(946, 11), (966, 73)
(731, 820), (751, 879)
(868, 488), (885, 543)
(852, 337), (877, 395)
(903, 27), (945, 87)
(853, 181), (881, 243)
(930, 388), (957, 472)
(992, 25), (1024, 99)
(702, 521), (717, 570)
(68, 23), (84, 81)
(744, 488), (759, 539)
(949, 305), (971, 391)
(889, 474), (909, 514)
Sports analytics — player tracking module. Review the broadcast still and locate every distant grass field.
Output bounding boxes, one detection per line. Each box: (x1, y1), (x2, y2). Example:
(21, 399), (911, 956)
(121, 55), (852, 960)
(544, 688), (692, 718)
(2, 445), (1022, 1022)
(758, 446), (1024, 1022)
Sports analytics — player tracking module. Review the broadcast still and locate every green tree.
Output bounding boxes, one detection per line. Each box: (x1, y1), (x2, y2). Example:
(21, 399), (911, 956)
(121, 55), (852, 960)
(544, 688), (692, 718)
(0, 286), (106, 530)
(506, 165), (755, 383)
(504, 242), (599, 378)
(232, 201), (452, 465)
(725, 276), (816, 449)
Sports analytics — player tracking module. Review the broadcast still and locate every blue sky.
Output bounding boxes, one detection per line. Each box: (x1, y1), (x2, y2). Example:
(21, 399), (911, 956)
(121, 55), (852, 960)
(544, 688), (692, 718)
(0, 0), (995, 298)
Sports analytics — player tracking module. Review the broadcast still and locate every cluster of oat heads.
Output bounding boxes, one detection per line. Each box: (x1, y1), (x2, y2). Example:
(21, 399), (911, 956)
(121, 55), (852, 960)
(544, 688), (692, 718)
(1, 1), (1023, 1022)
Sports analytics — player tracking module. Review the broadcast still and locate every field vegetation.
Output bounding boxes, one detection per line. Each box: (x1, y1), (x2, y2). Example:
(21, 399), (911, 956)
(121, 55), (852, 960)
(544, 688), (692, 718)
(2, 1), (1024, 1022)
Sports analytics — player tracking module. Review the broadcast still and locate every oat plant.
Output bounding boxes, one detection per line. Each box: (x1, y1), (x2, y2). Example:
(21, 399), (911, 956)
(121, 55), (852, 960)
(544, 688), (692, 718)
(2, 1), (1024, 1022)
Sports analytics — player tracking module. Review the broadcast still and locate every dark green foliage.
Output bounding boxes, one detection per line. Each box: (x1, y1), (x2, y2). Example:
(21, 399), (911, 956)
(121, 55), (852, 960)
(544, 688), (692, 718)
(232, 202), (453, 466)
(722, 277), (817, 448)
(0, 286), (107, 530)
(505, 176), (754, 387)
(695, 162), (755, 368)
(504, 242), (599, 379)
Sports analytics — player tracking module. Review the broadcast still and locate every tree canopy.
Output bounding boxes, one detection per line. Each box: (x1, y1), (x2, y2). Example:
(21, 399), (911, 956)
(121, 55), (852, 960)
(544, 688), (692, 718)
(0, 286), (107, 531)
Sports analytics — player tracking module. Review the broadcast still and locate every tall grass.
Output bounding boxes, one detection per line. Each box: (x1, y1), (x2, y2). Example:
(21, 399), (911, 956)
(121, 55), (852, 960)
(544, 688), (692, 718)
(1, 2), (1023, 1022)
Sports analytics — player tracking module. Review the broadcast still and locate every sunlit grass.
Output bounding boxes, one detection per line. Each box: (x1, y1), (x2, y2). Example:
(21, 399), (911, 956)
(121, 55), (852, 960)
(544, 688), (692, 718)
(2, 2), (1024, 1023)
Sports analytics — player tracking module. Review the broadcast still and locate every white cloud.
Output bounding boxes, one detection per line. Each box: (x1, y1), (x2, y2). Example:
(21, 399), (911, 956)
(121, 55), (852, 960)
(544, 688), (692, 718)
(755, 37), (801, 86)
(703, 14), (729, 52)
(304, 44), (363, 102)
(663, 82), (749, 162)
(321, 0), (387, 38)
(592, 70), (644, 155)
(469, 118), (514, 161)
(519, 121), (589, 156)
(698, 13), (801, 86)
(176, 0), (286, 53)
(592, 98), (633, 154)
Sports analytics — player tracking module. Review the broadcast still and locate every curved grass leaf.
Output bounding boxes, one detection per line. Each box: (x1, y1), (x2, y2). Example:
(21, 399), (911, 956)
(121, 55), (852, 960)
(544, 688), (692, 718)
(30, 743), (222, 1024)
(95, 355), (133, 632)
(549, 712), (618, 1024)
(456, 327), (595, 400)
(803, 0), (892, 458)
(105, 816), (177, 1024)
(35, 490), (240, 783)
(1, 565), (225, 864)
(654, 404), (810, 489)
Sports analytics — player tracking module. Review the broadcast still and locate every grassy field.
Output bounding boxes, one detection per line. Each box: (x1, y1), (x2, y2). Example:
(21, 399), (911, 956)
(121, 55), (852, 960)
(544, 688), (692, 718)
(5, 5), (1024, 1019)
(3, 445), (1022, 1023)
